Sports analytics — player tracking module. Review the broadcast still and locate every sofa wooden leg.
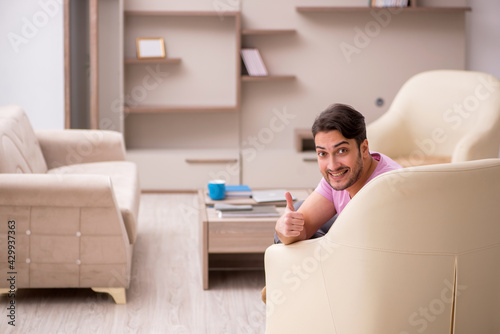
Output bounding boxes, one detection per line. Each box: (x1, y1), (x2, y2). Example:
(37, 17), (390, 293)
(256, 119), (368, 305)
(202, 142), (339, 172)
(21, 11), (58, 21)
(91, 287), (126, 304)
(0, 288), (12, 296)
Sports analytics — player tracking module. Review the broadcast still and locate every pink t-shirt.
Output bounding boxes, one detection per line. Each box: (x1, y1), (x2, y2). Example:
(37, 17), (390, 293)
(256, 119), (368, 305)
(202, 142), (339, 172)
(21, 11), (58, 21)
(315, 152), (402, 215)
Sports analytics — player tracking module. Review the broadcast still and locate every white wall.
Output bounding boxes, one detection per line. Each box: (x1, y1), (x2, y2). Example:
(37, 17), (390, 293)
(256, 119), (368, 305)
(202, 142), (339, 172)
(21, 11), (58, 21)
(1, 1), (499, 132)
(466, 0), (500, 79)
(0, 0), (64, 130)
(465, 0), (500, 157)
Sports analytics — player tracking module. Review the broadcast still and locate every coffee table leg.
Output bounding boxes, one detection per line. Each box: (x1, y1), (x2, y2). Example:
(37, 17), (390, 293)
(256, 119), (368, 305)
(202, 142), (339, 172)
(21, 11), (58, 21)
(198, 190), (209, 290)
(202, 219), (209, 290)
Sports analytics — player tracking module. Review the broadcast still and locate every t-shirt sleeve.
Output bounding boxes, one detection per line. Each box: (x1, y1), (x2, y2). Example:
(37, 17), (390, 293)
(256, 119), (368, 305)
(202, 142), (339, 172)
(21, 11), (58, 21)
(366, 153), (403, 183)
(314, 177), (334, 203)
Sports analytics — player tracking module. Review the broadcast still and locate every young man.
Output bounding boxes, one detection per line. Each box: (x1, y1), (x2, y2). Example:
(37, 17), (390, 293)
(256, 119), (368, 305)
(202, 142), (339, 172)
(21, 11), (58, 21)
(275, 103), (402, 245)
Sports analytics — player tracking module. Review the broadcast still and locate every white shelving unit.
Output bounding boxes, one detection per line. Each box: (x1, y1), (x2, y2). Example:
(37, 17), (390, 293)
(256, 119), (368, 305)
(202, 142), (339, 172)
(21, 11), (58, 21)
(70, 1), (470, 190)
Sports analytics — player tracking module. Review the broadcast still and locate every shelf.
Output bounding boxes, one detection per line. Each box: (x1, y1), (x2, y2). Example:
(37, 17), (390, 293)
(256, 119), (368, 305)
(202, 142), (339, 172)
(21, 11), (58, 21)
(124, 9), (241, 117)
(296, 6), (471, 13)
(241, 29), (296, 36)
(125, 58), (181, 64)
(125, 105), (238, 113)
(241, 75), (296, 82)
(125, 10), (240, 17)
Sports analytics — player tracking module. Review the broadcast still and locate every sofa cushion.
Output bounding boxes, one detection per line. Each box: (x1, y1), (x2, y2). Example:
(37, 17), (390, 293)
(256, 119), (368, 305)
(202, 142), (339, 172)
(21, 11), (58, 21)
(48, 161), (140, 244)
(0, 105), (48, 173)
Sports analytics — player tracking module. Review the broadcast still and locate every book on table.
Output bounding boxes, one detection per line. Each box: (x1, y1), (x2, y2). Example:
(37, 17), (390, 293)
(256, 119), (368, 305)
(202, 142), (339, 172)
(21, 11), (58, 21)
(225, 185), (252, 198)
(214, 203), (253, 211)
(251, 189), (296, 203)
(217, 205), (280, 218)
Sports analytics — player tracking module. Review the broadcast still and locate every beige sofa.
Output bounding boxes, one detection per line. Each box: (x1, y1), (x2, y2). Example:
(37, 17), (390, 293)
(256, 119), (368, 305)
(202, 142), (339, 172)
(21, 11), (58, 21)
(0, 105), (140, 304)
(265, 158), (500, 333)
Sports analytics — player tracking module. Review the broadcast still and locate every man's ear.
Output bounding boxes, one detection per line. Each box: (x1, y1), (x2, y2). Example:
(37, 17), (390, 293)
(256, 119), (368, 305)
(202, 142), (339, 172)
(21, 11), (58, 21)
(361, 139), (370, 157)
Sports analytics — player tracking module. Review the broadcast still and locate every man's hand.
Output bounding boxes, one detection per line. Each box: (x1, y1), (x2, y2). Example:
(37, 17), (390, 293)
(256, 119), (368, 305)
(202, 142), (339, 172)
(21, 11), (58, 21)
(275, 192), (305, 243)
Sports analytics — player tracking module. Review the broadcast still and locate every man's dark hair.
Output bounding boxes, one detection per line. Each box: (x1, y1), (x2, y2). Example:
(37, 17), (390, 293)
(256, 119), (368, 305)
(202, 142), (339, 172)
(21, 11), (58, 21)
(312, 103), (367, 147)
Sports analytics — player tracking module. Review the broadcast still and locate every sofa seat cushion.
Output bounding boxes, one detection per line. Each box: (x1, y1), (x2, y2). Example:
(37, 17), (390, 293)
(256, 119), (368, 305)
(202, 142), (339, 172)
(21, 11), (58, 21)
(48, 161), (140, 244)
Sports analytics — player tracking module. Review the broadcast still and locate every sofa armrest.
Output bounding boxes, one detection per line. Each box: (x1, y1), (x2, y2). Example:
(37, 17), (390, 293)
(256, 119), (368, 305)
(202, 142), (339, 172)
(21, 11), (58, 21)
(0, 173), (132, 291)
(0, 173), (120, 208)
(0, 173), (130, 245)
(35, 129), (126, 169)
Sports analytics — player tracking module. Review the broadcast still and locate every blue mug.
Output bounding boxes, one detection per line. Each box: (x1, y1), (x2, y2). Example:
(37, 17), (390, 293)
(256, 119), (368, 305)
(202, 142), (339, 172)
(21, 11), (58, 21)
(208, 180), (226, 200)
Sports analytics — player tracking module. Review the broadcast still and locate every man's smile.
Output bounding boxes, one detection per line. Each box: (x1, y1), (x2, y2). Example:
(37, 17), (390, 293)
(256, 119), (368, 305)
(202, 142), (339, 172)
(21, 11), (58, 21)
(328, 168), (349, 178)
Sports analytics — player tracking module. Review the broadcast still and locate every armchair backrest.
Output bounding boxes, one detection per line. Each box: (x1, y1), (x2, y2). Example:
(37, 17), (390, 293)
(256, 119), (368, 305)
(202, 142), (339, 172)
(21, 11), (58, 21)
(0, 105), (48, 173)
(322, 159), (500, 333)
(367, 70), (500, 162)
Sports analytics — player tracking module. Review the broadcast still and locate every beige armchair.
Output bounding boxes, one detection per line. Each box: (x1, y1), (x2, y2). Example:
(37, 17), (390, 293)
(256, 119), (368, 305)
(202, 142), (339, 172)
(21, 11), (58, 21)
(367, 70), (500, 167)
(0, 105), (140, 304)
(264, 159), (500, 333)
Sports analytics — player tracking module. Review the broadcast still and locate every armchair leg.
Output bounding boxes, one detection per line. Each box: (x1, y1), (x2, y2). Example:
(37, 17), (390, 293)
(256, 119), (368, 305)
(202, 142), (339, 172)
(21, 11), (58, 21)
(91, 287), (126, 304)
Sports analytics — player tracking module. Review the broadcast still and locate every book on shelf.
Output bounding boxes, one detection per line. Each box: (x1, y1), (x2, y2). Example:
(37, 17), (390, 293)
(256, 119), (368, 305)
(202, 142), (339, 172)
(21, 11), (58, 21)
(369, 0), (409, 7)
(217, 205), (280, 218)
(240, 48), (268, 77)
(225, 185), (252, 198)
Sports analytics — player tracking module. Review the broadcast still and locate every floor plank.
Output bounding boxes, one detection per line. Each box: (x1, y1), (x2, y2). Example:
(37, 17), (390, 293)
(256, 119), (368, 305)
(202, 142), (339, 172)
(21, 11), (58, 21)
(0, 193), (266, 334)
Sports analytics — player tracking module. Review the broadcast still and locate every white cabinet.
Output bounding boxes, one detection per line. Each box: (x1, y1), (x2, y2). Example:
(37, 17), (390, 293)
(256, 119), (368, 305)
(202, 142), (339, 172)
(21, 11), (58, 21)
(242, 150), (321, 189)
(127, 149), (240, 190)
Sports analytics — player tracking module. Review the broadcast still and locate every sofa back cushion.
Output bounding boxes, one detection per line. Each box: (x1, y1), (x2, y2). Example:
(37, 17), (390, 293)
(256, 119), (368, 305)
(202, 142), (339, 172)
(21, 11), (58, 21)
(0, 105), (48, 173)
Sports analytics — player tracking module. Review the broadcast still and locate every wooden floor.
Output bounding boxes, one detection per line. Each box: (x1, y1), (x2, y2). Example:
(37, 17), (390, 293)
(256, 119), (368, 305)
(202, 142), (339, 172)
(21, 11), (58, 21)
(0, 193), (267, 334)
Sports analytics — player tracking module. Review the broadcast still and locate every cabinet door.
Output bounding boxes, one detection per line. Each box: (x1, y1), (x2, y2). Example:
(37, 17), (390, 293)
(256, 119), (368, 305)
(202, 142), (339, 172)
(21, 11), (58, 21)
(127, 150), (240, 191)
(242, 150), (321, 188)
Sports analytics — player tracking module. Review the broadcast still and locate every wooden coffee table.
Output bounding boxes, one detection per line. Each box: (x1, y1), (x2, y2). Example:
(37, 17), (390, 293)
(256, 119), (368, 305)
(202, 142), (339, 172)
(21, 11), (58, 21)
(198, 188), (312, 289)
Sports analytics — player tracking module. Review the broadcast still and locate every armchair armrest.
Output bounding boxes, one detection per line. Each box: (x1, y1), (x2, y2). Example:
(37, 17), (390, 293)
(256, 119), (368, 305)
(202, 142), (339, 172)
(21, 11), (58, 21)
(35, 129), (126, 169)
(264, 239), (336, 334)
(366, 114), (409, 157)
(453, 123), (500, 162)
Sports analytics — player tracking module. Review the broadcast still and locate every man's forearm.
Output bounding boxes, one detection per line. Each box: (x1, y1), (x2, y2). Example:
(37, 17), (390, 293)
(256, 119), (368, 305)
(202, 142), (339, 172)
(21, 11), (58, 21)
(276, 230), (306, 245)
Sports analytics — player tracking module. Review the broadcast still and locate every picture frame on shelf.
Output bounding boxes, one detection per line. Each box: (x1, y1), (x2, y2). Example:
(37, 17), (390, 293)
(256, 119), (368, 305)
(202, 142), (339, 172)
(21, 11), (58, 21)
(136, 37), (166, 59)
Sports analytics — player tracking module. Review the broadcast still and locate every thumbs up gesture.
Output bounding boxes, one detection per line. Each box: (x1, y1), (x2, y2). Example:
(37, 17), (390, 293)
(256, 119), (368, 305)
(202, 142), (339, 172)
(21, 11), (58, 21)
(275, 191), (305, 243)
(285, 191), (295, 212)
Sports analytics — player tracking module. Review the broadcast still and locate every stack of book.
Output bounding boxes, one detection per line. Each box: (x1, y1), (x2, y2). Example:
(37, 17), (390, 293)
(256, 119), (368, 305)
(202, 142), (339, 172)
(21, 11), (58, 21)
(214, 203), (280, 218)
(225, 185), (252, 198)
(369, 0), (409, 7)
(241, 48), (268, 76)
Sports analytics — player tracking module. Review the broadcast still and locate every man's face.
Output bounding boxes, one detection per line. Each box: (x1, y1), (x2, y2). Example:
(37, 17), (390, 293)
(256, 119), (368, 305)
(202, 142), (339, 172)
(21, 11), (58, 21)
(315, 130), (366, 192)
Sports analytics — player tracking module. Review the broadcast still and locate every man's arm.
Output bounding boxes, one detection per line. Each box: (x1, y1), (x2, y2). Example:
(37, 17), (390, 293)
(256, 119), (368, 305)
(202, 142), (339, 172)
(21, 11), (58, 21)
(275, 191), (336, 245)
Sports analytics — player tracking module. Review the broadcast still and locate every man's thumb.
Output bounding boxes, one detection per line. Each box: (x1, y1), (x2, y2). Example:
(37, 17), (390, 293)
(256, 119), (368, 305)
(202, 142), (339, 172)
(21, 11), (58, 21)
(285, 192), (295, 211)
